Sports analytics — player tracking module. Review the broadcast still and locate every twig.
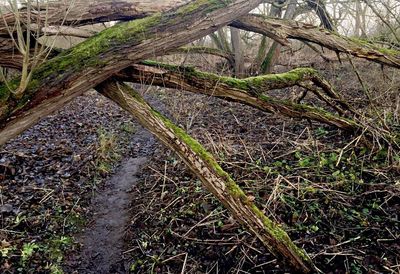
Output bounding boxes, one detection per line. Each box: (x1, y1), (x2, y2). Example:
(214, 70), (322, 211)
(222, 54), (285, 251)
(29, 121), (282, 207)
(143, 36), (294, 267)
(180, 253), (188, 274)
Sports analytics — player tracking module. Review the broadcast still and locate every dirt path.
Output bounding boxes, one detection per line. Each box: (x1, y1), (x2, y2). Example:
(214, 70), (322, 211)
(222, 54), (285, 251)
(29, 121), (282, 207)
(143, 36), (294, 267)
(65, 127), (155, 273)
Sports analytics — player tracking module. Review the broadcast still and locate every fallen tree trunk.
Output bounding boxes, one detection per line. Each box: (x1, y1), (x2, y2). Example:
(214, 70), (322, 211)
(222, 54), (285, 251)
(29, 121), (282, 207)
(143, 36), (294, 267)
(0, 0), (264, 146)
(96, 79), (316, 273)
(230, 15), (400, 69)
(120, 62), (400, 147)
(0, 0), (187, 37)
(115, 61), (360, 131)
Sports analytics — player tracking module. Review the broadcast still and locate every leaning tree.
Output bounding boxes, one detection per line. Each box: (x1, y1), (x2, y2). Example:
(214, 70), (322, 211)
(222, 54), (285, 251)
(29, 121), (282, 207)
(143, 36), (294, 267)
(0, 0), (399, 272)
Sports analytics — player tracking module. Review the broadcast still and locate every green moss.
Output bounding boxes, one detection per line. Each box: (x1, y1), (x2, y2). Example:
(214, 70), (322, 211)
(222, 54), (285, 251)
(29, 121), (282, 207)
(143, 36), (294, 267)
(32, 13), (163, 80)
(348, 37), (400, 57)
(247, 68), (316, 88)
(0, 84), (10, 103)
(349, 37), (371, 46)
(142, 60), (317, 92)
(251, 204), (312, 262)
(376, 47), (400, 57)
(176, 0), (231, 15)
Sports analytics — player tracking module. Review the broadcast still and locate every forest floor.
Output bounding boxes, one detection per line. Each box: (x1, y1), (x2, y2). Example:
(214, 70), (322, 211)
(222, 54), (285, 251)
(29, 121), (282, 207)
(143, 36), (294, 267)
(0, 58), (399, 273)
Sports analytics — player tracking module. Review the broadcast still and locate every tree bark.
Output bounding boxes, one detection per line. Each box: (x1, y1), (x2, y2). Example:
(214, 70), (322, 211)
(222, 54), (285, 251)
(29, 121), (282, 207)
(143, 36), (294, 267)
(96, 79), (316, 273)
(0, 0), (264, 146)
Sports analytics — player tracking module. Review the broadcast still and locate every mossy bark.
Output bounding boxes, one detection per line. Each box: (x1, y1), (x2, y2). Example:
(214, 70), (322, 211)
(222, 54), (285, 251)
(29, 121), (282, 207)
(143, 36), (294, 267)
(0, 0), (264, 146)
(96, 79), (316, 273)
(115, 61), (360, 131)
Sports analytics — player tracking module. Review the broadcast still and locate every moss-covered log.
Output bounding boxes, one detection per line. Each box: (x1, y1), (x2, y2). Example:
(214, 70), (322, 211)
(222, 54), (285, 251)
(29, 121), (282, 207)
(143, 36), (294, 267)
(96, 79), (316, 273)
(231, 15), (400, 69)
(115, 61), (360, 131)
(0, 0), (264, 146)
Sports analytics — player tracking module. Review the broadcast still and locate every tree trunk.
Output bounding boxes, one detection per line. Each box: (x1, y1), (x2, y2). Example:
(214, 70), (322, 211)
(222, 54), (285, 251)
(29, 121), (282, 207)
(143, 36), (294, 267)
(306, 0), (335, 31)
(230, 27), (244, 77)
(355, 0), (362, 37)
(260, 0), (297, 74)
(96, 79), (316, 273)
(0, 0), (264, 146)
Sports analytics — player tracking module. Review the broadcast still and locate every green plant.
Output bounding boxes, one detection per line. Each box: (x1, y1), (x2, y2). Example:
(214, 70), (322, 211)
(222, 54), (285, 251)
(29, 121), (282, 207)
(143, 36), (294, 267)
(315, 127), (328, 137)
(120, 121), (136, 133)
(350, 261), (363, 274)
(0, 240), (15, 258)
(21, 242), (39, 263)
(48, 264), (64, 274)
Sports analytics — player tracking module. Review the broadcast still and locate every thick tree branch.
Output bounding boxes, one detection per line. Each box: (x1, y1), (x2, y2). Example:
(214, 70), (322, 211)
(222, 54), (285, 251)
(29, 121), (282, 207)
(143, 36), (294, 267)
(115, 61), (360, 131)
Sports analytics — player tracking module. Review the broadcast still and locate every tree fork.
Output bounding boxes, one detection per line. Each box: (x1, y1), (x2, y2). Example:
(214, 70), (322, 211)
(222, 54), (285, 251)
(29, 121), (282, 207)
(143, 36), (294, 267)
(96, 79), (316, 273)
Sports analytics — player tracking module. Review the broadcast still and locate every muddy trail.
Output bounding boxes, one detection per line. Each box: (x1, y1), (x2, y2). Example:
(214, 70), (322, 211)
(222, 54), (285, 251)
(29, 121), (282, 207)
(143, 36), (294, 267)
(65, 129), (155, 273)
